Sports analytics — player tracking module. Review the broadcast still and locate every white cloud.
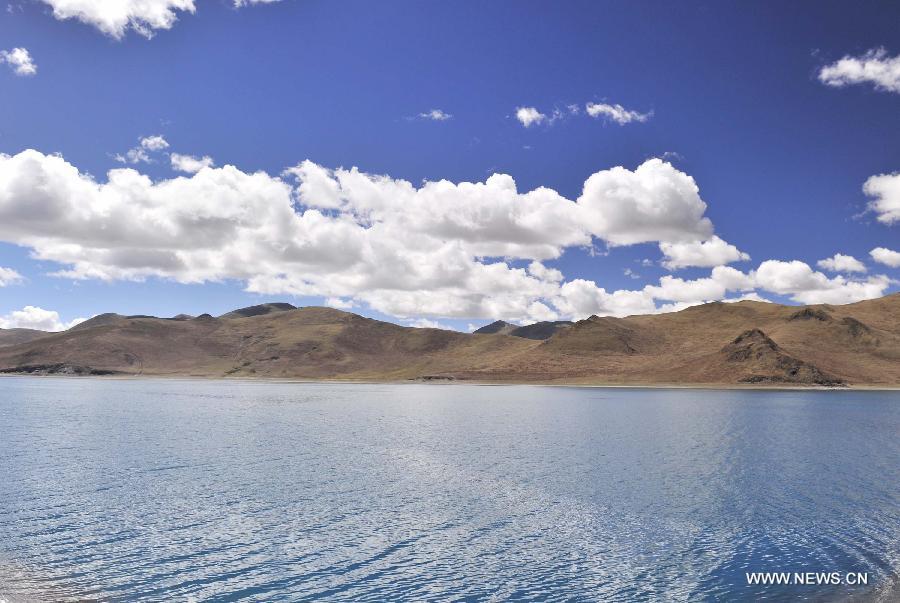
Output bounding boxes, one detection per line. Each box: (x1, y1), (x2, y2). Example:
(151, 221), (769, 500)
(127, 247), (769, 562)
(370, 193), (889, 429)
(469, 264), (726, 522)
(863, 171), (900, 225)
(659, 235), (750, 269)
(645, 266), (754, 304)
(516, 102), (650, 129)
(116, 135), (170, 164)
(578, 158), (713, 246)
(527, 261), (563, 283)
(0, 149), (892, 323)
(723, 292), (772, 304)
(170, 153), (214, 173)
(141, 135), (169, 151)
(515, 107), (546, 128)
(38, 0), (197, 38)
(0, 306), (85, 331)
(418, 109), (452, 121)
(233, 0), (281, 6)
(0, 267), (23, 286)
(324, 297), (353, 310)
(753, 259), (890, 305)
(403, 317), (456, 330)
(1, 47), (36, 76)
(871, 247), (900, 268)
(555, 280), (656, 318)
(816, 253), (866, 273)
(819, 48), (900, 94)
(585, 102), (651, 125)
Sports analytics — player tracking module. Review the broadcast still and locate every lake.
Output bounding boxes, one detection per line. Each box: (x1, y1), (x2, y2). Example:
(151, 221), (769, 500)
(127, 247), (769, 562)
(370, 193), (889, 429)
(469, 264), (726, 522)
(0, 378), (897, 601)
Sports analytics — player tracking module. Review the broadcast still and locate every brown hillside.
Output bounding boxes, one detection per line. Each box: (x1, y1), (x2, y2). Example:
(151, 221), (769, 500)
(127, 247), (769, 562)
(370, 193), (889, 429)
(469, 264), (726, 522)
(0, 293), (898, 386)
(0, 328), (51, 348)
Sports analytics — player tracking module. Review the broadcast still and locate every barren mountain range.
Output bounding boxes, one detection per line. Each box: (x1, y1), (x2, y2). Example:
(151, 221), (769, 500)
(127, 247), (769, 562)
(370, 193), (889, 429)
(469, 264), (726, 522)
(1, 294), (898, 387)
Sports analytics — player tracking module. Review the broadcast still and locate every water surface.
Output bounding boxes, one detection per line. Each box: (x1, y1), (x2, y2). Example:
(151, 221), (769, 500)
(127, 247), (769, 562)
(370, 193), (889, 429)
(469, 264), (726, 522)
(1, 378), (898, 601)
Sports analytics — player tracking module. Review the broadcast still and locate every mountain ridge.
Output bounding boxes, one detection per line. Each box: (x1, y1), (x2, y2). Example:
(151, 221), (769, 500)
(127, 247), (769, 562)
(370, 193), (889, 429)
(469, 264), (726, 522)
(0, 294), (898, 386)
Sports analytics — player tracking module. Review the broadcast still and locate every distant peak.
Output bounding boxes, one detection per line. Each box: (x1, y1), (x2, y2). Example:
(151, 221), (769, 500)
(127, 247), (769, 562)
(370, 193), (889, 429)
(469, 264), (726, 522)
(473, 320), (519, 335)
(219, 302), (297, 319)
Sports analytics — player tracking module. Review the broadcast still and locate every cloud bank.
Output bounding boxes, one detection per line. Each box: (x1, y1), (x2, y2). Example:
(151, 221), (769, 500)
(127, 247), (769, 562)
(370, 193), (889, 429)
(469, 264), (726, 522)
(0, 149), (892, 322)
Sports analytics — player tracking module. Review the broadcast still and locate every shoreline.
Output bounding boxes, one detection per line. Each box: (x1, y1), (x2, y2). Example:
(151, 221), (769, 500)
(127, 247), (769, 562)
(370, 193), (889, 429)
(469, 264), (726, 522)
(1, 372), (899, 391)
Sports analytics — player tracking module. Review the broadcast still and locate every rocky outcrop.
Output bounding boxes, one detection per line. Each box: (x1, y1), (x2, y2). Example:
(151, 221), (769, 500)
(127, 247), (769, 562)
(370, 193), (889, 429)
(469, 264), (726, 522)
(722, 329), (844, 386)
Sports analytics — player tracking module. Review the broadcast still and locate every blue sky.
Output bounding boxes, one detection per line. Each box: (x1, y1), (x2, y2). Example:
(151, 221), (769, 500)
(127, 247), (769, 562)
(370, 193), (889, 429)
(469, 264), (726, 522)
(0, 0), (898, 331)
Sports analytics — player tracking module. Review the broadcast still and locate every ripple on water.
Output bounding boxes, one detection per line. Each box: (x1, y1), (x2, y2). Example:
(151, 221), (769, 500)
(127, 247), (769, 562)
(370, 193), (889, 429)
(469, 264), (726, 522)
(0, 380), (898, 601)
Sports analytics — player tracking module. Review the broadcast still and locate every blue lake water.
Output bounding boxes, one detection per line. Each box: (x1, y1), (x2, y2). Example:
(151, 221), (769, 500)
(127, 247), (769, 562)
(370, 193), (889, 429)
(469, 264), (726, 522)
(0, 378), (898, 601)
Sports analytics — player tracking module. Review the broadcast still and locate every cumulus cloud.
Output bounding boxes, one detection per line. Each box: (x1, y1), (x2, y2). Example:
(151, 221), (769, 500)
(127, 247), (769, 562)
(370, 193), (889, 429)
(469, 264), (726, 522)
(863, 171), (900, 225)
(0, 149), (891, 323)
(38, 0), (197, 38)
(659, 235), (750, 269)
(515, 107), (546, 128)
(0, 306), (86, 331)
(1, 47), (36, 76)
(819, 48), (900, 94)
(817, 253), (866, 273)
(579, 158), (713, 246)
(170, 153), (214, 173)
(403, 317), (456, 330)
(324, 297), (354, 310)
(585, 102), (651, 125)
(141, 135), (169, 151)
(753, 259), (890, 305)
(417, 109), (452, 121)
(116, 135), (170, 164)
(870, 247), (900, 268)
(0, 267), (23, 286)
(645, 266), (754, 304)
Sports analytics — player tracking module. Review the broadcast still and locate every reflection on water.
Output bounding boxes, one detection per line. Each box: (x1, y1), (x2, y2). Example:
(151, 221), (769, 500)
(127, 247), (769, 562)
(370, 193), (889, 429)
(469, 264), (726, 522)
(0, 378), (897, 601)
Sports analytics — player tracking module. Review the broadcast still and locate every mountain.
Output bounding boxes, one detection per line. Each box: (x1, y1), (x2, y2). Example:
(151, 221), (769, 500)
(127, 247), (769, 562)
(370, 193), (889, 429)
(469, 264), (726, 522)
(473, 320), (519, 335)
(219, 303), (297, 319)
(0, 294), (898, 386)
(0, 328), (50, 348)
(508, 321), (573, 340)
(474, 320), (573, 339)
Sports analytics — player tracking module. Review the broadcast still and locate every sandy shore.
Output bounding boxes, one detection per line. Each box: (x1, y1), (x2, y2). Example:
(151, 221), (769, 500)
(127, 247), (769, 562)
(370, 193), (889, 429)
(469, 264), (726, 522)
(1, 372), (899, 391)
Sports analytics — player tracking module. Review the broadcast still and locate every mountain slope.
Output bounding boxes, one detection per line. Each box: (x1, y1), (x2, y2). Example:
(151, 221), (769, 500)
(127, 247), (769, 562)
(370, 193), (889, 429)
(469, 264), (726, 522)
(0, 294), (897, 386)
(0, 328), (50, 348)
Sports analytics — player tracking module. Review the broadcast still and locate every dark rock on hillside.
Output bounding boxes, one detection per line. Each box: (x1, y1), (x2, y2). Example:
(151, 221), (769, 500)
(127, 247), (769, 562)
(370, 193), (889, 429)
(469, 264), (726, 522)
(722, 329), (843, 386)
(0, 363), (118, 376)
(789, 308), (832, 322)
(840, 317), (872, 338)
(788, 308), (832, 322)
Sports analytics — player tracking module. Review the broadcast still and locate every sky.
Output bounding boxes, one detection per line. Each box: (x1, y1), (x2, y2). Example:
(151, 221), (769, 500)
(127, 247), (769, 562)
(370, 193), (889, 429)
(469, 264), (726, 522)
(0, 0), (898, 332)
